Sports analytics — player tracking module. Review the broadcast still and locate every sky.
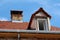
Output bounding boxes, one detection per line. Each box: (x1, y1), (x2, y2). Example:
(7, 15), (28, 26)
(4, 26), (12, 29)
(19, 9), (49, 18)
(0, 0), (60, 28)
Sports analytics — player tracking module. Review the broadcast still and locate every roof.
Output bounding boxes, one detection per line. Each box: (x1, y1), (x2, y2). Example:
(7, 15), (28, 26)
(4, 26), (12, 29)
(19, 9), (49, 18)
(0, 8), (60, 31)
(51, 26), (60, 31)
(33, 8), (51, 18)
(0, 21), (60, 31)
(0, 21), (28, 30)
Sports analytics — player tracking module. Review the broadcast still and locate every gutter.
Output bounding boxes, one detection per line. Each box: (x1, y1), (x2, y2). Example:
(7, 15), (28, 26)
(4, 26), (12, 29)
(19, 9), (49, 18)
(0, 29), (60, 34)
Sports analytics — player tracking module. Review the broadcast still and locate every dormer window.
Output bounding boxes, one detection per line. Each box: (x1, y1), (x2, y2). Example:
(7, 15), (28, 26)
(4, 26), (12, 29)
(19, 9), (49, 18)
(28, 8), (51, 31)
(37, 18), (48, 31)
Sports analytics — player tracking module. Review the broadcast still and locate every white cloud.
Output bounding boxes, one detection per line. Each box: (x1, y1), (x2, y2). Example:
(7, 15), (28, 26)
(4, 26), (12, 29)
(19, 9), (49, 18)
(0, 18), (8, 21)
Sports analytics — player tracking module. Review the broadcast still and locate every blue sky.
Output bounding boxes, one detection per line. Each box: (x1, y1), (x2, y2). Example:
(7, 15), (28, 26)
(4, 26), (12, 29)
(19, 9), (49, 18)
(0, 0), (60, 27)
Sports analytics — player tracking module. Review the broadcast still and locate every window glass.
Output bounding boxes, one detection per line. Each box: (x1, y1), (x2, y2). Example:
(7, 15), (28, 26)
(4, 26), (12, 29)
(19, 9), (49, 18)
(39, 21), (44, 30)
(38, 19), (48, 31)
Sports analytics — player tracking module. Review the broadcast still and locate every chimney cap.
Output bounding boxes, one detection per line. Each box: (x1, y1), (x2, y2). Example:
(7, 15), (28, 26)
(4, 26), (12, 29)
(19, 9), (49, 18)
(11, 10), (23, 14)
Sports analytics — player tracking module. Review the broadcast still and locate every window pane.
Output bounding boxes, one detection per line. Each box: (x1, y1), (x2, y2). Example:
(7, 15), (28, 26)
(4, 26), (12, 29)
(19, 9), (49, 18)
(39, 21), (44, 30)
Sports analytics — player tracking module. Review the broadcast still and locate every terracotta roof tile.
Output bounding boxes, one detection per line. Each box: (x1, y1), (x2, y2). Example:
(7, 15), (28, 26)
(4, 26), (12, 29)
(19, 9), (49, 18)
(51, 26), (60, 31)
(0, 21), (60, 31)
(0, 21), (29, 30)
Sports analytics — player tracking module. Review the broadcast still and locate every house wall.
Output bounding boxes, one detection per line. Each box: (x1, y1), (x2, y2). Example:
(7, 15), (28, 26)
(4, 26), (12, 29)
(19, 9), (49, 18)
(20, 33), (60, 40)
(20, 38), (60, 40)
(0, 32), (60, 40)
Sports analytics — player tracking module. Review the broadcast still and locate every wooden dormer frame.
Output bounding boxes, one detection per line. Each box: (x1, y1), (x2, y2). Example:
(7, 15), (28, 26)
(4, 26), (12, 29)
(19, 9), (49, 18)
(36, 17), (51, 31)
(28, 8), (51, 31)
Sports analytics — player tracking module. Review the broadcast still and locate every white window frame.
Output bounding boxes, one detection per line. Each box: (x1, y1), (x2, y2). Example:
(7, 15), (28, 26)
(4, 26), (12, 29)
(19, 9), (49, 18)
(37, 18), (48, 31)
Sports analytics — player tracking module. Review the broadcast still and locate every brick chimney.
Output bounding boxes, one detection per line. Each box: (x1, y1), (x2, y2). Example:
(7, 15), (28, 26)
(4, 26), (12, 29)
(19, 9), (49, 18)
(11, 10), (23, 23)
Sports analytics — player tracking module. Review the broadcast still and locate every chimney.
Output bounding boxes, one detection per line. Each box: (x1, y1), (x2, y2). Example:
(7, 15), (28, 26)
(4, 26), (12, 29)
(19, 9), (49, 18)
(11, 10), (23, 23)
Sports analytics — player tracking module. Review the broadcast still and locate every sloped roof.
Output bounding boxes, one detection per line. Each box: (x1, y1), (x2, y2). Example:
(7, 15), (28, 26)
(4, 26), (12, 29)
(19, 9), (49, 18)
(0, 21), (60, 31)
(0, 8), (60, 31)
(33, 8), (51, 18)
(51, 26), (60, 31)
(0, 21), (28, 30)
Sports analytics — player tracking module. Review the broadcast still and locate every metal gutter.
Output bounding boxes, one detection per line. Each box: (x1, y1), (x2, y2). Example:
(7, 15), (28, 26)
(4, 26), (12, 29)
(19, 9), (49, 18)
(0, 29), (60, 34)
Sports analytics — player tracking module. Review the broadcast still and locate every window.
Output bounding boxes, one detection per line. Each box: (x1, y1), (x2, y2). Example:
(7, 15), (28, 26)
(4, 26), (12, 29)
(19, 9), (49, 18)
(39, 20), (44, 30)
(37, 19), (48, 31)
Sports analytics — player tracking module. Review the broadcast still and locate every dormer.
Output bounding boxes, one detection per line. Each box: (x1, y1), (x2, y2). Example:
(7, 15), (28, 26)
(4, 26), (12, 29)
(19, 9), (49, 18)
(11, 10), (23, 23)
(28, 8), (51, 31)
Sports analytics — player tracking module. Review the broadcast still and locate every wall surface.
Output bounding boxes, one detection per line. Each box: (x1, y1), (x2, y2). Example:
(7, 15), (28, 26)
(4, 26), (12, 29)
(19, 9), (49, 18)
(0, 32), (60, 40)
